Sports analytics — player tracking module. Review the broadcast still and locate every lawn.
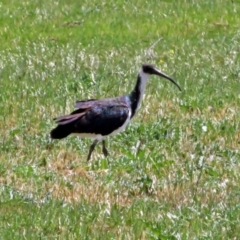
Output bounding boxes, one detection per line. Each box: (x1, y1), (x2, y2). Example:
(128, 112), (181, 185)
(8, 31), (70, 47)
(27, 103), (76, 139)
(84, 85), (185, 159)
(0, 0), (240, 239)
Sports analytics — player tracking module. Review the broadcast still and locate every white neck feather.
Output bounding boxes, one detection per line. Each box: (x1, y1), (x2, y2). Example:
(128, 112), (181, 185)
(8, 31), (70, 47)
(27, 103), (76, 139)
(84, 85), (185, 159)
(136, 68), (150, 111)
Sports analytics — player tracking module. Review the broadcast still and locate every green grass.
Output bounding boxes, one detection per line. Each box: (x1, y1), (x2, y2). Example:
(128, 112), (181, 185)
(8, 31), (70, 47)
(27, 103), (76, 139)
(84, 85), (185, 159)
(1, 0), (240, 239)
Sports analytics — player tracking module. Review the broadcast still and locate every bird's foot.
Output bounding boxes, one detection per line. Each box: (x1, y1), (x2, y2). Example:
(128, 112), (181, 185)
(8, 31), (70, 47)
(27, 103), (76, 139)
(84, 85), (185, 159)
(102, 147), (109, 157)
(102, 140), (109, 158)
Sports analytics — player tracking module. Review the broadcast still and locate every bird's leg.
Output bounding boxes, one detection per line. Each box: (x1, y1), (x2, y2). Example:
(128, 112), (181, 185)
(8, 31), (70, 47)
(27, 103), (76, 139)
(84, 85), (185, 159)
(87, 140), (99, 161)
(102, 140), (109, 157)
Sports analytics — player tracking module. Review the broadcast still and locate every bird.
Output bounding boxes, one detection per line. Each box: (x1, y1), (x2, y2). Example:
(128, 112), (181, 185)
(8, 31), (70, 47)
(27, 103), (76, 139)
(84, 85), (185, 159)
(50, 64), (181, 161)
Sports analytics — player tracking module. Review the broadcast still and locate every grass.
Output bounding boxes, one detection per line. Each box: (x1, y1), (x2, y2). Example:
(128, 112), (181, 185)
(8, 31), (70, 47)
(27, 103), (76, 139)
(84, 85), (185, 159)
(0, 0), (240, 239)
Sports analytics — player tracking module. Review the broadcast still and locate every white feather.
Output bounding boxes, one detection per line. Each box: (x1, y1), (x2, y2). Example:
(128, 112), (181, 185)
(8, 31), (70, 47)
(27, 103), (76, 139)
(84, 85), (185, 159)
(135, 68), (150, 112)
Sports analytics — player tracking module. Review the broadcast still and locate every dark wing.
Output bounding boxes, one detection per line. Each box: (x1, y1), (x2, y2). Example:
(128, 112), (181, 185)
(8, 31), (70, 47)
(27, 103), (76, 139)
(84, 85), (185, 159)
(54, 112), (85, 125)
(51, 98), (130, 139)
(74, 97), (127, 110)
(74, 99), (97, 109)
(73, 103), (130, 136)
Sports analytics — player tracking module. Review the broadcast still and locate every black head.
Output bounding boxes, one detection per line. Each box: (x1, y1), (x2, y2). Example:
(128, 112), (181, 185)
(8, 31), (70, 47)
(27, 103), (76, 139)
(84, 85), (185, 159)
(142, 64), (158, 74)
(141, 64), (182, 91)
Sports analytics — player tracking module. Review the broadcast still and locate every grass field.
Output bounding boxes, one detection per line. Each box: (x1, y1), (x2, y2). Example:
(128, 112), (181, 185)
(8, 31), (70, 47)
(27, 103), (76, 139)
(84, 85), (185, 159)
(1, 0), (240, 239)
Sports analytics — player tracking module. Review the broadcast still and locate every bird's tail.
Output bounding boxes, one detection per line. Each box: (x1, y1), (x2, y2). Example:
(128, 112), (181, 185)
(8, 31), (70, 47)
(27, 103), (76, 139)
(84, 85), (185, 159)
(50, 112), (85, 139)
(50, 125), (73, 139)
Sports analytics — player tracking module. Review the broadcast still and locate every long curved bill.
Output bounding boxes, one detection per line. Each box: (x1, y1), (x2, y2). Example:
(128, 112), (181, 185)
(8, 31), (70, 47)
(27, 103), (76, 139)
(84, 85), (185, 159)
(153, 68), (182, 91)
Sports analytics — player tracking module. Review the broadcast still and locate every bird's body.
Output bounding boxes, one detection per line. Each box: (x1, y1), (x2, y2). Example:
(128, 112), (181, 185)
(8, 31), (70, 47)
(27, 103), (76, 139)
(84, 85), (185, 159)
(50, 64), (181, 160)
(51, 96), (132, 140)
